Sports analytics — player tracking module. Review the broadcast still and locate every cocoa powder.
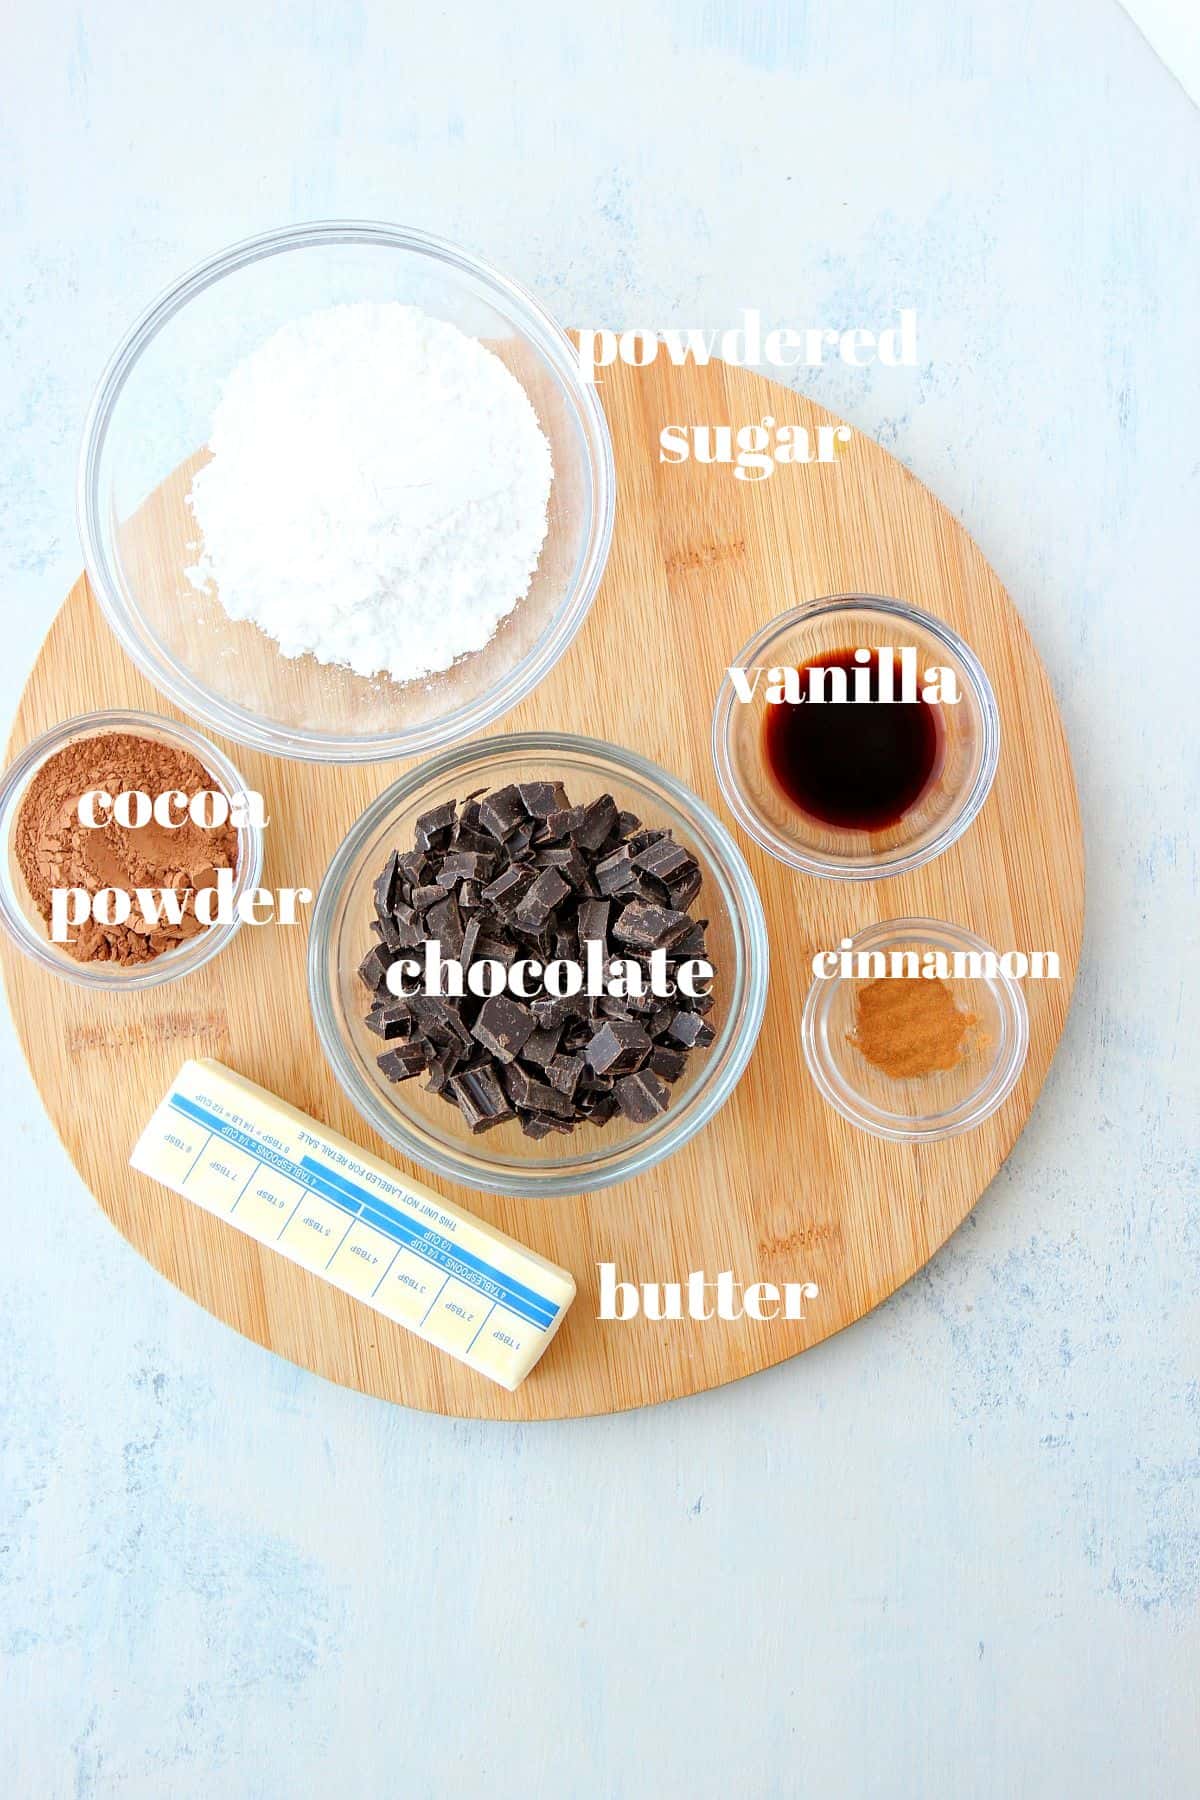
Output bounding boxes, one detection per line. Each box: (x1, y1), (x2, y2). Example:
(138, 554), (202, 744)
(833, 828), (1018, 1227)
(14, 731), (239, 965)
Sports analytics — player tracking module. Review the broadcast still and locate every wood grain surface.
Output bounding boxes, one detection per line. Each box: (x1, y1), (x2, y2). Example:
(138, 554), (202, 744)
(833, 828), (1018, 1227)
(0, 355), (1084, 1418)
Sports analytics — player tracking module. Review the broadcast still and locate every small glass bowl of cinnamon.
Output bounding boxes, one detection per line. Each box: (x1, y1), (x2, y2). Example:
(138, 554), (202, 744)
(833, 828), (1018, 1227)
(0, 708), (264, 990)
(801, 917), (1029, 1141)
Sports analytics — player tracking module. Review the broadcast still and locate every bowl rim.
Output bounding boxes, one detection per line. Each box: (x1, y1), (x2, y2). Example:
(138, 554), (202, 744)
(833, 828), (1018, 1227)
(711, 592), (1001, 879)
(308, 730), (770, 1197)
(77, 219), (617, 764)
(0, 707), (264, 990)
(800, 915), (1030, 1141)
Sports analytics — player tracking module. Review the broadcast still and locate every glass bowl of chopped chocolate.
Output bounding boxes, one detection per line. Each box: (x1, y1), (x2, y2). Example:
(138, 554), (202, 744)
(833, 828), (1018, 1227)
(309, 732), (769, 1197)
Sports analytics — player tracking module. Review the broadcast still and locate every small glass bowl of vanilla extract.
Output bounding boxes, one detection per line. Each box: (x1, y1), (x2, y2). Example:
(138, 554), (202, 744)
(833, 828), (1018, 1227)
(712, 595), (1000, 879)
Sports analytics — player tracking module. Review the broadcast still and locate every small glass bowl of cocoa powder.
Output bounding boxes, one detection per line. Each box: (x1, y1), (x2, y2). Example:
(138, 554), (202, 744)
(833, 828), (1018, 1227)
(801, 917), (1029, 1141)
(0, 709), (263, 989)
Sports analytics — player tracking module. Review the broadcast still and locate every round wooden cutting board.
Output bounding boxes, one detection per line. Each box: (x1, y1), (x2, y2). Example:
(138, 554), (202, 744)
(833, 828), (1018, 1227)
(2, 355), (1084, 1419)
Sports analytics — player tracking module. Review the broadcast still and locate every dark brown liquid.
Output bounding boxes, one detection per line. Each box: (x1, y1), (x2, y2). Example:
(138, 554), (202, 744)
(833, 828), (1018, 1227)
(763, 648), (942, 831)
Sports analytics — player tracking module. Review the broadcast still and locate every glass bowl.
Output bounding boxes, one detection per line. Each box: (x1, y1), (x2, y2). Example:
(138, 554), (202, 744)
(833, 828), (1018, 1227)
(0, 709), (263, 990)
(712, 595), (1000, 878)
(801, 918), (1029, 1141)
(309, 732), (769, 1198)
(78, 221), (615, 763)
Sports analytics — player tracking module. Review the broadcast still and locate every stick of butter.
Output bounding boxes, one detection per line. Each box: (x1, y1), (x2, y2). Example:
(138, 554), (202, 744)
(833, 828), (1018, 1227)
(131, 1059), (576, 1390)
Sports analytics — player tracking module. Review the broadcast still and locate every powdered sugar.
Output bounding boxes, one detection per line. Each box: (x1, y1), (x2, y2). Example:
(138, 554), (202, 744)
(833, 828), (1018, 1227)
(185, 302), (553, 684)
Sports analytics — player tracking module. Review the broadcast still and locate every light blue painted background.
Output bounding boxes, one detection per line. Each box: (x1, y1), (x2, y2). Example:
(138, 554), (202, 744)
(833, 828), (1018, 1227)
(2, 3), (1197, 1795)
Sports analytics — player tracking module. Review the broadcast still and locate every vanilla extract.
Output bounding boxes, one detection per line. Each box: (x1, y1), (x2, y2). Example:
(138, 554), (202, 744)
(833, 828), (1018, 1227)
(762, 646), (945, 832)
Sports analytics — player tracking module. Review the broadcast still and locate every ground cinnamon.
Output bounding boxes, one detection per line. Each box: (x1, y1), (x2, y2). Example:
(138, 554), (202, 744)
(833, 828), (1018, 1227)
(14, 731), (238, 965)
(848, 976), (978, 1079)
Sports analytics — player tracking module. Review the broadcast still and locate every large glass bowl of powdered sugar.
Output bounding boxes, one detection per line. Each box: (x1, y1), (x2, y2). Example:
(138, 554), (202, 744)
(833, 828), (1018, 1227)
(79, 222), (615, 762)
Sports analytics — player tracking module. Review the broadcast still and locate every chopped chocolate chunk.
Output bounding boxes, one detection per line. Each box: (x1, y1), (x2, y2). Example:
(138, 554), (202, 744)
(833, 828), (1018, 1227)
(410, 994), (474, 1049)
(501, 1062), (575, 1117)
(458, 915), (482, 967)
(436, 849), (495, 886)
(376, 1041), (427, 1081)
(423, 1051), (452, 1095)
(547, 1053), (584, 1098)
(366, 999), (414, 1040)
(517, 780), (568, 818)
(396, 849), (428, 886)
(613, 1069), (671, 1122)
(522, 1023), (563, 1067)
(373, 849), (401, 917)
(612, 901), (694, 950)
(424, 894), (464, 959)
(475, 934), (519, 970)
(414, 801), (457, 851)
(595, 846), (636, 895)
(513, 865), (570, 932)
(471, 994), (536, 1063)
(633, 837), (693, 882)
(586, 1092), (622, 1125)
(373, 912), (403, 954)
(649, 1044), (688, 1082)
(584, 1018), (652, 1075)
(667, 866), (703, 910)
(622, 873), (670, 904)
(391, 902), (422, 948)
(448, 1064), (515, 1131)
(576, 898), (610, 944)
(672, 918), (708, 956)
(480, 864), (530, 907)
(538, 805), (586, 842)
(479, 784), (527, 840)
(536, 844), (591, 890)
(409, 883), (445, 913)
(358, 945), (392, 992)
(666, 1009), (708, 1047)
(531, 994), (582, 1028)
(575, 793), (619, 851)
